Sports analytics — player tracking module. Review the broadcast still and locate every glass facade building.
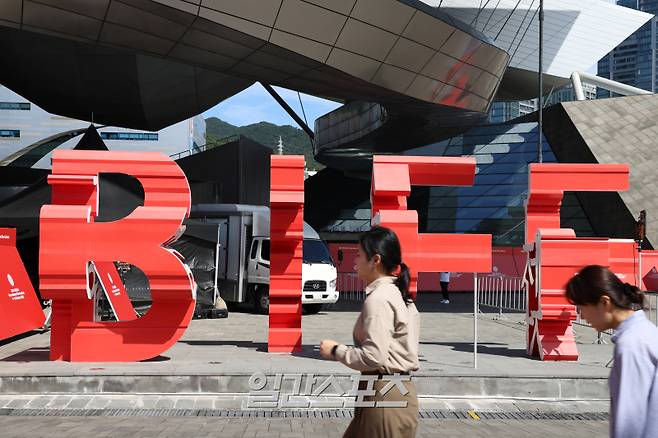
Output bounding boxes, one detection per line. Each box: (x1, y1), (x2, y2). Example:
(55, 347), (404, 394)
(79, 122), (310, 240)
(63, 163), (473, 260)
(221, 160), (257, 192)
(598, 1), (658, 97)
(309, 122), (596, 247)
(405, 123), (594, 246)
(488, 100), (537, 124)
(0, 129), (20, 138)
(100, 132), (159, 141)
(0, 102), (29, 110)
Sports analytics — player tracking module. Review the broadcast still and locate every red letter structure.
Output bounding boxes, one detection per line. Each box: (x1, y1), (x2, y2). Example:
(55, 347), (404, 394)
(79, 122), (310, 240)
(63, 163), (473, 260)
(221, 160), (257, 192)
(371, 156), (492, 299)
(269, 155), (305, 353)
(39, 150), (195, 362)
(0, 228), (46, 339)
(524, 163), (630, 361)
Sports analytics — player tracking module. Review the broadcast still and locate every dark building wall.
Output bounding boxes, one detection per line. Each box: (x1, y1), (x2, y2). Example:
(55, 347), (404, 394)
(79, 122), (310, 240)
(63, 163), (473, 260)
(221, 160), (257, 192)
(559, 96), (658, 248)
(519, 99), (651, 248)
(304, 167), (371, 241)
(538, 104), (641, 245)
(176, 136), (272, 206)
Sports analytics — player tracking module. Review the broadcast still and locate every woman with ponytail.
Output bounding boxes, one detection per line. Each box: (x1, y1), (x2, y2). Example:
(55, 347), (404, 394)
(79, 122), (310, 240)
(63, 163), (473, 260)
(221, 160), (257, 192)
(320, 226), (420, 438)
(565, 265), (658, 438)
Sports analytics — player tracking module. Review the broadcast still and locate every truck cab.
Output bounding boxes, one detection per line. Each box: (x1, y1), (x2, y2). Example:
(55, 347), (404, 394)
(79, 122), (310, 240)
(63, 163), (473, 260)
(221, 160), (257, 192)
(247, 223), (338, 314)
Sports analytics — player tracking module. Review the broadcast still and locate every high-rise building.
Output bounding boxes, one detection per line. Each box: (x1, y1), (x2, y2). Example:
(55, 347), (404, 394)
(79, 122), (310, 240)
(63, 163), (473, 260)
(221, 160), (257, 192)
(0, 86), (206, 168)
(598, 1), (658, 98)
(489, 100), (537, 124)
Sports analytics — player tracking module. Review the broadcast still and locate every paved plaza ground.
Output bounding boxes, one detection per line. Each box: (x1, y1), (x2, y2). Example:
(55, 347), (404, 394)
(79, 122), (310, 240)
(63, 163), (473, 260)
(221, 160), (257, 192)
(0, 293), (616, 437)
(0, 415), (608, 437)
(0, 293), (614, 379)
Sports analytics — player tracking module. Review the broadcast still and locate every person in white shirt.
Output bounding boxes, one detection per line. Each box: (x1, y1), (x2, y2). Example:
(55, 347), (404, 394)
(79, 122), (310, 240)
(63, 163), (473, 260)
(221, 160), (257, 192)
(440, 272), (450, 304)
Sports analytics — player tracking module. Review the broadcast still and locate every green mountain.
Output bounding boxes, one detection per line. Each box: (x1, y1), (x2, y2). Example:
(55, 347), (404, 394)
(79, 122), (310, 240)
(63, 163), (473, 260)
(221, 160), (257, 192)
(205, 117), (321, 170)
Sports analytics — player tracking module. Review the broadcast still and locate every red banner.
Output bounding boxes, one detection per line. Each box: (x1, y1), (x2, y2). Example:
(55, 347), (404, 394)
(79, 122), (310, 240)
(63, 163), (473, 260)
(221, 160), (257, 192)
(0, 228), (45, 339)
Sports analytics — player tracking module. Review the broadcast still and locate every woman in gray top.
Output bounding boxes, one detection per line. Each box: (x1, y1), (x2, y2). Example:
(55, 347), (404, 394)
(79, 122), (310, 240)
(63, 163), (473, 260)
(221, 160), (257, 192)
(566, 265), (658, 438)
(320, 226), (420, 438)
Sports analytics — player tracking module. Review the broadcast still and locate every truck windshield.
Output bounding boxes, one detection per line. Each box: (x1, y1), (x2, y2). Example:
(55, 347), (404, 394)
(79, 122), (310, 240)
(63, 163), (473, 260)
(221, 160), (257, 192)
(303, 239), (333, 264)
(261, 240), (270, 261)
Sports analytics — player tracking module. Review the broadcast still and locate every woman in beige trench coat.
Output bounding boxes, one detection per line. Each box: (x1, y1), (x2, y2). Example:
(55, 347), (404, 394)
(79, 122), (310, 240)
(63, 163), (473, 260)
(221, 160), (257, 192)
(320, 226), (420, 438)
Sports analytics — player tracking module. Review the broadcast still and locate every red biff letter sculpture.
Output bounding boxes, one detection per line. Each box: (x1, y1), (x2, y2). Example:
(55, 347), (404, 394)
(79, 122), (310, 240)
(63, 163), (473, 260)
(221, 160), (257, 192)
(40, 150), (195, 362)
(524, 163), (630, 361)
(268, 155), (305, 353)
(371, 156), (492, 299)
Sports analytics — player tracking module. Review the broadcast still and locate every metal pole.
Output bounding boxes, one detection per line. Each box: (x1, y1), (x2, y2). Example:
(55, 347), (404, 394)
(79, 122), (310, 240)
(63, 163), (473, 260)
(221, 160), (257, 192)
(651, 16), (656, 93)
(213, 240), (221, 308)
(538, 0), (544, 163)
(638, 245), (643, 290)
(574, 71), (652, 97)
(570, 72), (586, 101)
(474, 273), (478, 369)
(498, 277), (503, 319)
(260, 82), (315, 140)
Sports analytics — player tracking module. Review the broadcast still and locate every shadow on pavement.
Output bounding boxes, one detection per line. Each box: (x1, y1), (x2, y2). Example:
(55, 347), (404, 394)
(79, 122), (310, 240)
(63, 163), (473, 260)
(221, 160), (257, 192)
(420, 341), (529, 358)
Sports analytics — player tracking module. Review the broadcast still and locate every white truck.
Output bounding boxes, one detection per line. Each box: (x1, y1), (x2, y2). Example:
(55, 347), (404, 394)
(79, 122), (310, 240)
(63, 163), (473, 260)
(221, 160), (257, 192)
(179, 204), (338, 314)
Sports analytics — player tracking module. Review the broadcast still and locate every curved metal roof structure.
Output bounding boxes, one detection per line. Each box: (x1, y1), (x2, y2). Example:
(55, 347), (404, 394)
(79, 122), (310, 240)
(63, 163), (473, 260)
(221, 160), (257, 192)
(0, 0), (651, 168)
(426, 0), (652, 100)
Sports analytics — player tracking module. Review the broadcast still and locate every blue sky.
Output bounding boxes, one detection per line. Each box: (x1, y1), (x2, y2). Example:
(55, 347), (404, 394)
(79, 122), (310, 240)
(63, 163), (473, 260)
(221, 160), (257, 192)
(203, 84), (341, 128)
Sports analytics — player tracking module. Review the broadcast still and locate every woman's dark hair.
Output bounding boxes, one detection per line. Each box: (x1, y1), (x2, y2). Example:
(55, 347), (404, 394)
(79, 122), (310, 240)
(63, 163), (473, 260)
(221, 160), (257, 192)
(359, 226), (413, 303)
(565, 265), (644, 309)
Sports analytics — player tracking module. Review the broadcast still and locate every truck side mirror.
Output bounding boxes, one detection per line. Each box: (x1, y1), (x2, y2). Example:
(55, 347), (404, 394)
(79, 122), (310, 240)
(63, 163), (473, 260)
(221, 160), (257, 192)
(337, 249), (344, 263)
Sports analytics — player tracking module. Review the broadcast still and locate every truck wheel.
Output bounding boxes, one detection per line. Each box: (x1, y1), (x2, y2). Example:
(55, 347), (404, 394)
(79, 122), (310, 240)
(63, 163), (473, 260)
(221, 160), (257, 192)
(255, 286), (270, 314)
(303, 304), (323, 314)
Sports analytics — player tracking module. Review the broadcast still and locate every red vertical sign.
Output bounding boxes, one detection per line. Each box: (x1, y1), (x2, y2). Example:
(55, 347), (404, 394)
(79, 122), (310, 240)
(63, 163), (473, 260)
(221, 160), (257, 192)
(269, 155), (305, 353)
(0, 228), (45, 339)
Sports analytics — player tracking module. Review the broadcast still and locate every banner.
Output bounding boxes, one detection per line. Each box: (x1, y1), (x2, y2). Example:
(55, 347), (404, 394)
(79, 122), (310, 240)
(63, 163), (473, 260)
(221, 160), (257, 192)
(0, 228), (45, 339)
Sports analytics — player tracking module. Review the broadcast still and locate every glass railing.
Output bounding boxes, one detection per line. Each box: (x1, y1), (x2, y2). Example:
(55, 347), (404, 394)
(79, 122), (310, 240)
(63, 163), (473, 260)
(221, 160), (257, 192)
(169, 134), (240, 160)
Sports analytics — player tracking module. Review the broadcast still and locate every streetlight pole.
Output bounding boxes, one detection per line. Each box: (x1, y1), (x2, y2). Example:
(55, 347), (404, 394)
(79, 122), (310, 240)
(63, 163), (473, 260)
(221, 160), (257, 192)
(538, 0), (544, 163)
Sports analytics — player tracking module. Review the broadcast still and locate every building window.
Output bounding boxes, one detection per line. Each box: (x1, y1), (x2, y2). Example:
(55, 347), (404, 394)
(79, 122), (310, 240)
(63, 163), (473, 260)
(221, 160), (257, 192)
(0, 102), (30, 110)
(100, 132), (158, 141)
(0, 129), (20, 138)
